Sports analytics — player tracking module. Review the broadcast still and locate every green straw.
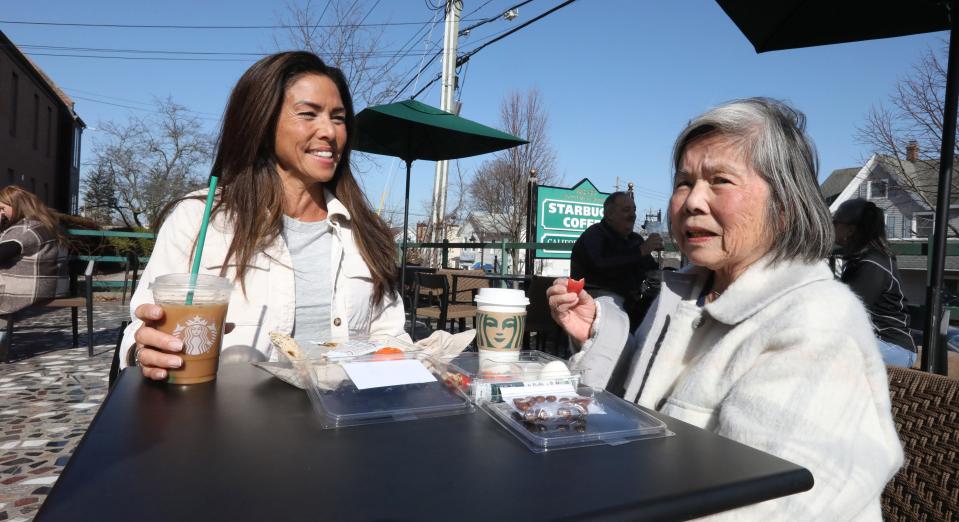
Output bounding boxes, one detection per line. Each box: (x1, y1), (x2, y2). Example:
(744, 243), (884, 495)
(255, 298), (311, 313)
(186, 175), (219, 305)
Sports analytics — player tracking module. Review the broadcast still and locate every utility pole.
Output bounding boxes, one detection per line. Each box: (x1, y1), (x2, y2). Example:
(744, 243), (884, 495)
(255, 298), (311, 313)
(525, 168), (538, 277)
(429, 0), (463, 248)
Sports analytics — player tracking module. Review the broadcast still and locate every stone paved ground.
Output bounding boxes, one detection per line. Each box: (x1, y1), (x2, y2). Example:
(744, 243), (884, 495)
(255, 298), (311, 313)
(0, 302), (128, 521)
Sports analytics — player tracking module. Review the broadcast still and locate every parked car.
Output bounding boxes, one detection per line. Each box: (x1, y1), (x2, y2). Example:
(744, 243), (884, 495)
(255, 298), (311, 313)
(471, 262), (495, 273)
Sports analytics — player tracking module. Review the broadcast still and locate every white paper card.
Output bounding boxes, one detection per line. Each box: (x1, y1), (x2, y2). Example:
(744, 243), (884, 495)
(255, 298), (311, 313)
(342, 360), (437, 390)
(498, 382), (576, 400)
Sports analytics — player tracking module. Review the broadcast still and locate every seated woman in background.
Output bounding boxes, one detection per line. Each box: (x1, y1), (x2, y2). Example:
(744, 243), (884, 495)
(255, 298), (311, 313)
(548, 98), (901, 519)
(120, 51), (406, 380)
(833, 198), (918, 367)
(0, 185), (69, 319)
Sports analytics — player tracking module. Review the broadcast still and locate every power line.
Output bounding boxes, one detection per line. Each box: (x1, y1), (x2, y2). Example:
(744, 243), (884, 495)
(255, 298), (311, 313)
(64, 87), (221, 117)
(0, 17), (486, 30)
(390, 0), (535, 102)
(412, 0), (578, 100)
(359, 3), (442, 89)
(459, 0), (535, 36)
(462, 0), (497, 19)
(18, 41), (456, 61)
(71, 95), (221, 122)
(24, 52), (254, 62)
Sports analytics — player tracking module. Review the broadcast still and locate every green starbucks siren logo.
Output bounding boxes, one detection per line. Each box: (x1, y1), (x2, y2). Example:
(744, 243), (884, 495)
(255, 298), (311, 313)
(476, 311), (527, 351)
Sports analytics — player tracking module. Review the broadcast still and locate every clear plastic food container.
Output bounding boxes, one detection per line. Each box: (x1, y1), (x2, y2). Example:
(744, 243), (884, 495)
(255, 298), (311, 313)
(438, 350), (585, 403)
(483, 384), (670, 453)
(300, 352), (474, 429)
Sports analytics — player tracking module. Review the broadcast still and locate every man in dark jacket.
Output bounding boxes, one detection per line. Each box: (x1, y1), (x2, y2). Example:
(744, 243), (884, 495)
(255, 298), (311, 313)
(570, 192), (662, 328)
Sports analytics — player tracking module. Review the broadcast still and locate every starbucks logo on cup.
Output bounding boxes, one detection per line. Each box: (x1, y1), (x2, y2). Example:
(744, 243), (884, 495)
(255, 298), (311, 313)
(173, 316), (219, 355)
(476, 311), (526, 351)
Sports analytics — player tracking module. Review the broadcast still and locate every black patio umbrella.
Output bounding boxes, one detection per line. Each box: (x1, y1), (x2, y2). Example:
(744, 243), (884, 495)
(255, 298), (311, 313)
(716, 0), (955, 375)
(354, 99), (527, 295)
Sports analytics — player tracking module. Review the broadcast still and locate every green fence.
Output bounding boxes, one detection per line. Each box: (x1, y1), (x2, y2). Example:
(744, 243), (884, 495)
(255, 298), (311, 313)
(63, 229), (959, 275)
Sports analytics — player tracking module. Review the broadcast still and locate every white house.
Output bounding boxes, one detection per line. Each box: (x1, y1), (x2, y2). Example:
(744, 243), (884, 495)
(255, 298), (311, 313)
(821, 145), (959, 303)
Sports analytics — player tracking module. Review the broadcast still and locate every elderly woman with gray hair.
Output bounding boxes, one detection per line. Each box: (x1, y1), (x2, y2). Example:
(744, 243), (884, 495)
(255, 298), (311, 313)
(548, 98), (902, 520)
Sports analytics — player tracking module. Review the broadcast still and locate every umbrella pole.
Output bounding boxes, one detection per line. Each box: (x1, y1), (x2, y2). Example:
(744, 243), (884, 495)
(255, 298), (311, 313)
(400, 160), (412, 307)
(922, 0), (959, 375)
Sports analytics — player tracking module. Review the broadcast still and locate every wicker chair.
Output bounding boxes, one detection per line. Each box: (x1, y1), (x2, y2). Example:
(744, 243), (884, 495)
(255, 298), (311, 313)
(882, 367), (959, 521)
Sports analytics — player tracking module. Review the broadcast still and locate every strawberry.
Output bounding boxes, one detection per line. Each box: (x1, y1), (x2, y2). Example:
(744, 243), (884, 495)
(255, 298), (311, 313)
(566, 278), (585, 294)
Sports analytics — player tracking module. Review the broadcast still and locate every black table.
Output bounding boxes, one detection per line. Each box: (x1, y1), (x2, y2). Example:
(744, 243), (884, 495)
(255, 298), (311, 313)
(37, 365), (813, 521)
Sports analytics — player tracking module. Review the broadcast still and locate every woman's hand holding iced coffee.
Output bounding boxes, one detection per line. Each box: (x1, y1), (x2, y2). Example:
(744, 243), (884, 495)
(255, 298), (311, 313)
(132, 304), (184, 381)
(547, 278), (597, 345)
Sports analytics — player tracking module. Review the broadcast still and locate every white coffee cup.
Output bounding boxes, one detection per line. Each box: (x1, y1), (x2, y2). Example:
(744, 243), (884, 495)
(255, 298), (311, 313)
(474, 288), (529, 372)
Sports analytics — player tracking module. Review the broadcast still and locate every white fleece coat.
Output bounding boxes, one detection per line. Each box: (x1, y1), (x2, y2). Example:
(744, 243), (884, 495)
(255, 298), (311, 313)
(571, 258), (903, 521)
(119, 190), (406, 368)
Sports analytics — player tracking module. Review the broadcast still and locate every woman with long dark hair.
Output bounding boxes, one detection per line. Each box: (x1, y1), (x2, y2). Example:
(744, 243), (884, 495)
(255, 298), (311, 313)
(833, 198), (917, 367)
(120, 51), (405, 380)
(0, 185), (68, 316)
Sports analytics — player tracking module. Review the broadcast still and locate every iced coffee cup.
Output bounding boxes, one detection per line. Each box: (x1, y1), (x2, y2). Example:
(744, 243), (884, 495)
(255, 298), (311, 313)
(151, 274), (232, 384)
(474, 288), (529, 373)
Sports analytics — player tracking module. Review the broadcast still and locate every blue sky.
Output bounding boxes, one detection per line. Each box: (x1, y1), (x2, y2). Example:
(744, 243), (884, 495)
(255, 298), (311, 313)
(1, 0), (947, 225)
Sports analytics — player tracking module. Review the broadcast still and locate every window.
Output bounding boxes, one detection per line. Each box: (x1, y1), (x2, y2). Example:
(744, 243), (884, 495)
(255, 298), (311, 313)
(869, 179), (888, 199)
(885, 213), (897, 239)
(914, 212), (934, 238)
(10, 72), (18, 136)
(45, 107), (52, 157)
(72, 126), (81, 168)
(32, 93), (39, 149)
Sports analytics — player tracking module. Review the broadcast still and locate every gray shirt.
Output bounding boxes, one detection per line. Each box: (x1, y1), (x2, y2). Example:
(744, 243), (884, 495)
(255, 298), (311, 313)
(281, 216), (333, 343)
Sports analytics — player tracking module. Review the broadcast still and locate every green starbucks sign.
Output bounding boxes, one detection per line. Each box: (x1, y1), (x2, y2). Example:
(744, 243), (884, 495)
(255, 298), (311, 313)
(535, 178), (609, 259)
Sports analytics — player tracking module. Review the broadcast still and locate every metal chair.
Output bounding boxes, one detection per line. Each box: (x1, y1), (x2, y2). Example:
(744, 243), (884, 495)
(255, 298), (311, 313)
(121, 253), (141, 304)
(525, 275), (568, 357)
(881, 367), (959, 521)
(2, 259), (95, 362)
(409, 272), (475, 341)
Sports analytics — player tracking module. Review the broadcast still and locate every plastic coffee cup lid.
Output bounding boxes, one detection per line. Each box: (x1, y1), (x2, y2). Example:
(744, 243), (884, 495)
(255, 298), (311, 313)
(150, 273), (234, 291)
(474, 287), (529, 307)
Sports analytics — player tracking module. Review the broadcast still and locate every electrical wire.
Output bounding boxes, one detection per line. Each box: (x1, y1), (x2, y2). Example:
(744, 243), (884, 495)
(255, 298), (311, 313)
(71, 95), (221, 122)
(459, 0), (534, 36)
(64, 86), (221, 117)
(24, 52), (254, 62)
(390, 0), (533, 101)
(462, 0), (497, 19)
(411, 0), (578, 100)
(0, 17), (486, 30)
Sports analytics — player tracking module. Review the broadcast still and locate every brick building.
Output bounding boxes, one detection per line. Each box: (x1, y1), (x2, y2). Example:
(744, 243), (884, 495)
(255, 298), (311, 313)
(0, 30), (85, 214)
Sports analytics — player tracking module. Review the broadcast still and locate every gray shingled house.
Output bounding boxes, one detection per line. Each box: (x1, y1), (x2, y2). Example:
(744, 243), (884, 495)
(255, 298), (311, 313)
(821, 143), (959, 304)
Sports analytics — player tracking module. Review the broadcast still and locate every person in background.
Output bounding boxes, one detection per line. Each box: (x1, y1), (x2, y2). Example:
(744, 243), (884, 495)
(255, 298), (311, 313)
(549, 98), (901, 519)
(120, 51), (406, 380)
(0, 185), (69, 329)
(570, 192), (663, 329)
(833, 198), (918, 367)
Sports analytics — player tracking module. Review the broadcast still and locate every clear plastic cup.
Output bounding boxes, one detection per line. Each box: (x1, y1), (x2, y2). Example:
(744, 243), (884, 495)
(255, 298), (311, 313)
(151, 274), (233, 384)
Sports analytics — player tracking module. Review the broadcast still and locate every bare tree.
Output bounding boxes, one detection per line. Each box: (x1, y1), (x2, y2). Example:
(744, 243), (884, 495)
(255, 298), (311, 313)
(83, 98), (214, 228)
(468, 89), (560, 272)
(275, 0), (408, 108)
(857, 44), (959, 236)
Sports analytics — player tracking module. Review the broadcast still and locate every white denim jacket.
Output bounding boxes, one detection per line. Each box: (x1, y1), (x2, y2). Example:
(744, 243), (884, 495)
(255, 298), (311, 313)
(119, 189), (406, 368)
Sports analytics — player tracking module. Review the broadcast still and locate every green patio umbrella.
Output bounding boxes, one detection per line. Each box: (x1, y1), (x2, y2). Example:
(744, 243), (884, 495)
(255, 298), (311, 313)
(354, 99), (528, 294)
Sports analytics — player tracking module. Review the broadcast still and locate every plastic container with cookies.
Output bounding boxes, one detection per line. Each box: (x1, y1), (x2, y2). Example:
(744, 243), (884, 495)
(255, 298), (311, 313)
(483, 383), (670, 453)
